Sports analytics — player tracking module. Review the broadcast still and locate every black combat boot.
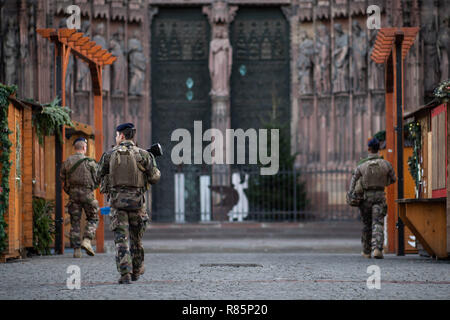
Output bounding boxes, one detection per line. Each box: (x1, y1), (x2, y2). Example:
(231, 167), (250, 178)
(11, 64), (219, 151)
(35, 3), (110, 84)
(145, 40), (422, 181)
(118, 273), (132, 284)
(131, 266), (145, 281)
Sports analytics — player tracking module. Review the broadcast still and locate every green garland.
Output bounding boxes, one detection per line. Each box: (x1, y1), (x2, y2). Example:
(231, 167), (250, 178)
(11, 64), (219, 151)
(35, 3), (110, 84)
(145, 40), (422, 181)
(407, 121), (422, 190)
(32, 197), (55, 256)
(33, 97), (74, 145)
(0, 83), (17, 254)
(433, 79), (450, 103)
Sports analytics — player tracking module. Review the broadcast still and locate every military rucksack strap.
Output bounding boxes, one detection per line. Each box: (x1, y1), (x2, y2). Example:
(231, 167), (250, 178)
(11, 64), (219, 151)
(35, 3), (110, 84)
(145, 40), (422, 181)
(67, 157), (96, 177)
(357, 155), (382, 166)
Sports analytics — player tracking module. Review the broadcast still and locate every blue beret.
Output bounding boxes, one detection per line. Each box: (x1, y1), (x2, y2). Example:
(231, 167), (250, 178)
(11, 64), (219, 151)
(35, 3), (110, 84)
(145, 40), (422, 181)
(116, 123), (135, 132)
(73, 137), (87, 145)
(368, 138), (380, 148)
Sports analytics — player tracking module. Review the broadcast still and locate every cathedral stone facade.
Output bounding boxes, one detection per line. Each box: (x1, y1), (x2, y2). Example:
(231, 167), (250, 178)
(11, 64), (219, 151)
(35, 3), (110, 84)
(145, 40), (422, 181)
(1, 0), (449, 221)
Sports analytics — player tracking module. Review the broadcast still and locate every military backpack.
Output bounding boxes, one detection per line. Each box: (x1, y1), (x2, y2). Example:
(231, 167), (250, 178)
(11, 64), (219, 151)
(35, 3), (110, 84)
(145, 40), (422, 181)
(109, 144), (146, 188)
(65, 156), (97, 191)
(360, 159), (389, 191)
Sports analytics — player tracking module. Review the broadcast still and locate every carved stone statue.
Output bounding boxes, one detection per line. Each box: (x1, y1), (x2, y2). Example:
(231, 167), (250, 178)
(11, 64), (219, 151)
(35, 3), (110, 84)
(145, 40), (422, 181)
(297, 30), (314, 94)
(333, 23), (349, 93)
(437, 19), (450, 82)
(110, 27), (127, 95)
(368, 29), (384, 90)
(128, 31), (146, 96)
(314, 25), (331, 94)
(93, 23), (110, 92)
(3, 18), (18, 85)
(208, 24), (232, 96)
(351, 21), (367, 92)
(76, 20), (91, 92)
(423, 21), (439, 92)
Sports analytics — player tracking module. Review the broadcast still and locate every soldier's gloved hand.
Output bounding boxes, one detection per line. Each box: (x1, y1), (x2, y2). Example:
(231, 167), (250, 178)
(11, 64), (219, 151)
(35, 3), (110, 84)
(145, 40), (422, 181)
(346, 192), (354, 205)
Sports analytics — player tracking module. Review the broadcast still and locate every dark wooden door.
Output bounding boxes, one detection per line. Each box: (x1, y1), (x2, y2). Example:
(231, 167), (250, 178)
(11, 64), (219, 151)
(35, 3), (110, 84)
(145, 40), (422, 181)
(230, 7), (290, 166)
(151, 8), (211, 222)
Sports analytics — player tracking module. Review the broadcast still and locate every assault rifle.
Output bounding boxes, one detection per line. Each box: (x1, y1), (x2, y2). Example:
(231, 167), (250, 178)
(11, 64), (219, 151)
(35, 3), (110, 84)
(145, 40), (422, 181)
(147, 143), (163, 158)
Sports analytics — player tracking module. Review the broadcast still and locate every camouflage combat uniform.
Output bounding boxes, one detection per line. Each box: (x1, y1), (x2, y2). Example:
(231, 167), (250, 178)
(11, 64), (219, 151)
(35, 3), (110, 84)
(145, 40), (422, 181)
(97, 140), (158, 278)
(60, 152), (99, 249)
(348, 153), (397, 254)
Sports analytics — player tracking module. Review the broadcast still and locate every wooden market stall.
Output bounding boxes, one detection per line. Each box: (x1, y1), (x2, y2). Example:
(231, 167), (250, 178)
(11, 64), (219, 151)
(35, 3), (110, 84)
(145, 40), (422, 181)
(398, 101), (448, 259)
(371, 27), (448, 259)
(0, 95), (34, 262)
(0, 93), (98, 261)
(36, 28), (116, 254)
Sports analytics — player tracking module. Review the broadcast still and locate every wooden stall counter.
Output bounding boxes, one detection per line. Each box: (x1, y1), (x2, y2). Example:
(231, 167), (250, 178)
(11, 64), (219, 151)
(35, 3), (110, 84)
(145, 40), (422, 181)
(396, 198), (447, 259)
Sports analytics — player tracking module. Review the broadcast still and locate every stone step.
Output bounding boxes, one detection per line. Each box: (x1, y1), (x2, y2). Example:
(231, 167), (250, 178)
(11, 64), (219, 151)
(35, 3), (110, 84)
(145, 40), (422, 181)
(103, 220), (361, 240)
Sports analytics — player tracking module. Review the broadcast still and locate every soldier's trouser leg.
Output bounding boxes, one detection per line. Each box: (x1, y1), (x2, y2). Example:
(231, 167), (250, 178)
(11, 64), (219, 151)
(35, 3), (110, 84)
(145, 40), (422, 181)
(111, 209), (133, 276)
(360, 205), (372, 254)
(129, 209), (146, 274)
(371, 202), (386, 251)
(81, 196), (99, 240)
(68, 201), (82, 248)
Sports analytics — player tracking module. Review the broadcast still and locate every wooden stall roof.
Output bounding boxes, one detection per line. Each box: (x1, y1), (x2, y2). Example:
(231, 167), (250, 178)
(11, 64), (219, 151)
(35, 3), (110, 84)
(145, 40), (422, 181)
(36, 28), (117, 67)
(403, 101), (442, 119)
(7, 96), (44, 112)
(370, 27), (420, 64)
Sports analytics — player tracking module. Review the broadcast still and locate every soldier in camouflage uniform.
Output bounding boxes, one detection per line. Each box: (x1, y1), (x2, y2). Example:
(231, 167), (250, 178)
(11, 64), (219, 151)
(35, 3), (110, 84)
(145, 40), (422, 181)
(97, 123), (160, 284)
(60, 137), (99, 258)
(348, 138), (397, 259)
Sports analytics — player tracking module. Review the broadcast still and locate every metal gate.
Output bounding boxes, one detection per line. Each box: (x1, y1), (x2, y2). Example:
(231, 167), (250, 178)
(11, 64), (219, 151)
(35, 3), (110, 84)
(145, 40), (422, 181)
(151, 7), (211, 222)
(168, 166), (359, 222)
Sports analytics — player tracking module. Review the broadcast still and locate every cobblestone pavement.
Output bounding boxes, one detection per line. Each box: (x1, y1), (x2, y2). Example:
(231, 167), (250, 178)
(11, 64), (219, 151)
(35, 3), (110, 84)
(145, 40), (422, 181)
(0, 239), (449, 300)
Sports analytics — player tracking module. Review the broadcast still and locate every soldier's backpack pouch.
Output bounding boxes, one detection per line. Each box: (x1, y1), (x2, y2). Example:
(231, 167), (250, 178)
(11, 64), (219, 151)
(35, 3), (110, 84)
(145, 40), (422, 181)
(110, 189), (145, 211)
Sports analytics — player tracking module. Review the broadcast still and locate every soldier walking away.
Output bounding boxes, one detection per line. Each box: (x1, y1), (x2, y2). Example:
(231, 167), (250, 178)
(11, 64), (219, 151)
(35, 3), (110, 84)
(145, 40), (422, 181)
(347, 138), (397, 259)
(97, 123), (161, 284)
(60, 137), (99, 258)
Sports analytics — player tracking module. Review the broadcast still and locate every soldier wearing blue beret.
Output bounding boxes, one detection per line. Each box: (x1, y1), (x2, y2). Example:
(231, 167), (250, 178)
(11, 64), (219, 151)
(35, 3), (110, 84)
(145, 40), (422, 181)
(347, 137), (397, 259)
(60, 136), (99, 258)
(97, 123), (160, 284)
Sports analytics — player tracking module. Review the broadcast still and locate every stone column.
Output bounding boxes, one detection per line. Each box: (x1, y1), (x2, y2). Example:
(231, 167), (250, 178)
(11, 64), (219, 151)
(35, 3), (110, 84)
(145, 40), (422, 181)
(203, 1), (238, 221)
(281, 4), (300, 166)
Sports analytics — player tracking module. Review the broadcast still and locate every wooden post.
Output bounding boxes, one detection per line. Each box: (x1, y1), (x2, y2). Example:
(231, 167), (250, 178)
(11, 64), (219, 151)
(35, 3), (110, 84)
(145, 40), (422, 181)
(92, 64), (104, 253)
(54, 42), (64, 255)
(394, 33), (405, 256)
(385, 54), (396, 253)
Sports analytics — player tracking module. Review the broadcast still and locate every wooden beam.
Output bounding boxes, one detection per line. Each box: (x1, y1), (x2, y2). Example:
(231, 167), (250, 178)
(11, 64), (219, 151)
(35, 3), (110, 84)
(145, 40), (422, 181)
(76, 37), (90, 46)
(94, 49), (108, 58)
(88, 45), (102, 55)
(68, 32), (84, 42)
(80, 41), (96, 51)
(57, 28), (76, 39)
(36, 28), (55, 38)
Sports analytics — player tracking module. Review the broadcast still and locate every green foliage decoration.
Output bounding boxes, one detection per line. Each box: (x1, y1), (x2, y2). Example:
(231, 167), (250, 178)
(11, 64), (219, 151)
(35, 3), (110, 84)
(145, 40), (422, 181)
(433, 79), (450, 103)
(33, 97), (74, 145)
(373, 130), (386, 142)
(32, 197), (55, 256)
(0, 83), (16, 254)
(407, 121), (422, 190)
